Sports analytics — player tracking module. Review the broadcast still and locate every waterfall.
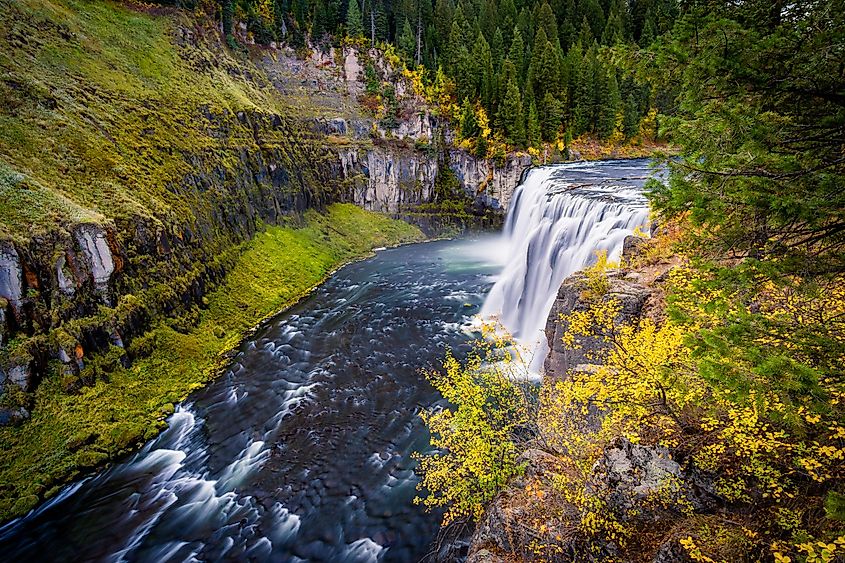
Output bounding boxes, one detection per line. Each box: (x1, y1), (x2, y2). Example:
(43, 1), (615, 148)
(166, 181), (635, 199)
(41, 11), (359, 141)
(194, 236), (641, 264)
(480, 160), (652, 371)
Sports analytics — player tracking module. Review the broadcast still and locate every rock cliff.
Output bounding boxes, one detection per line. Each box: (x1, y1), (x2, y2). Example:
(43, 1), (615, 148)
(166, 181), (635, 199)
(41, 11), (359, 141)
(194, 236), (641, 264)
(260, 44), (532, 213)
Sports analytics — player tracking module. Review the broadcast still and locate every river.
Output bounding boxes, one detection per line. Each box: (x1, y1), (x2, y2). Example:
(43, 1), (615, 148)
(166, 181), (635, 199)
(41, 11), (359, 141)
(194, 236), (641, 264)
(0, 158), (655, 562)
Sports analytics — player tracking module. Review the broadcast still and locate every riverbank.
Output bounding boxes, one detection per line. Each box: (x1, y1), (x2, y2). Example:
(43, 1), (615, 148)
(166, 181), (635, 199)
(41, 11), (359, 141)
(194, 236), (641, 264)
(0, 204), (423, 522)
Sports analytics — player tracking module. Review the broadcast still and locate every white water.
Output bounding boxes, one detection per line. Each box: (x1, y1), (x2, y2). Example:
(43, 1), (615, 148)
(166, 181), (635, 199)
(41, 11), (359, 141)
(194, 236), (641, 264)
(480, 160), (652, 370)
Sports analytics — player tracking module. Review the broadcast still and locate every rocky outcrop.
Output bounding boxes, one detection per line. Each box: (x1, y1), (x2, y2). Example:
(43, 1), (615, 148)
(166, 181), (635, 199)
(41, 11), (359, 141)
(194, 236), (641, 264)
(0, 108), (341, 420)
(449, 150), (533, 210)
(543, 271), (652, 379)
(261, 45), (531, 214)
(335, 145), (530, 213)
(338, 147), (438, 212)
(467, 440), (718, 562)
(0, 244), (23, 310)
(590, 438), (717, 521)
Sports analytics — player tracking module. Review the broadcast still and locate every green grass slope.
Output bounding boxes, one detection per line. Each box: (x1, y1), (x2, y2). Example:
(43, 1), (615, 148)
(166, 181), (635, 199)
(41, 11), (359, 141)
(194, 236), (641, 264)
(0, 0), (309, 239)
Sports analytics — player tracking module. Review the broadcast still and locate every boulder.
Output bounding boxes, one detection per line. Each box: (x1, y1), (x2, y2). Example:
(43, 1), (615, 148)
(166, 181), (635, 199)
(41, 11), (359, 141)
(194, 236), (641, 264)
(622, 234), (647, 260)
(74, 224), (115, 292)
(589, 438), (717, 521)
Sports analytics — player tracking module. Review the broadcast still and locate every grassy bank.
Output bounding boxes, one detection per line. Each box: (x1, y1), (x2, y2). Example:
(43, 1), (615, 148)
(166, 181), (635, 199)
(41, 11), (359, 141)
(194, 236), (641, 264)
(0, 204), (423, 521)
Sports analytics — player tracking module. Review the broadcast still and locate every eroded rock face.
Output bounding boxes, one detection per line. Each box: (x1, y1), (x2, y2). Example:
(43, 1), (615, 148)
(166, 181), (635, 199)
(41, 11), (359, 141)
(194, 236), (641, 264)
(56, 254), (76, 296)
(74, 224), (115, 292)
(544, 271), (652, 380)
(0, 244), (23, 308)
(449, 149), (532, 210)
(338, 147), (439, 212)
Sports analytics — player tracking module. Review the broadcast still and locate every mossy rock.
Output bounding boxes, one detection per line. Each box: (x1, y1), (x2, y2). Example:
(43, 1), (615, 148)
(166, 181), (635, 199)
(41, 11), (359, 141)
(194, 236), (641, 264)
(107, 424), (147, 453)
(75, 449), (110, 468)
(65, 430), (99, 452)
(11, 495), (39, 516)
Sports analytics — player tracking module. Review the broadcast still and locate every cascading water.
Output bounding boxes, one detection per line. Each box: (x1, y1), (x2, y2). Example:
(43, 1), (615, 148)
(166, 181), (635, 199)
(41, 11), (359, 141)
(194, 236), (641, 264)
(480, 159), (653, 370)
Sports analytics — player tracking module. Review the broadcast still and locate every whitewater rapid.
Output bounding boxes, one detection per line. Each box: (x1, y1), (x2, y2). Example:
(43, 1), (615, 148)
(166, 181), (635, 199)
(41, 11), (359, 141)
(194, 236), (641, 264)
(480, 159), (653, 370)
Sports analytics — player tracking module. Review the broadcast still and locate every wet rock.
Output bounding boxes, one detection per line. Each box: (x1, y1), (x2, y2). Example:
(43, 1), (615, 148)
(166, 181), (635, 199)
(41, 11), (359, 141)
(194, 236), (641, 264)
(544, 272), (652, 380)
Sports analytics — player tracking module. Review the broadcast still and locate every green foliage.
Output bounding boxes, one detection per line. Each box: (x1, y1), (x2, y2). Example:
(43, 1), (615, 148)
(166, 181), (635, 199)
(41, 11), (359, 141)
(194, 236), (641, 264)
(526, 99), (541, 148)
(634, 0), (845, 274)
(221, 0), (674, 150)
(497, 77), (525, 147)
(0, 0), (313, 239)
(345, 0), (364, 37)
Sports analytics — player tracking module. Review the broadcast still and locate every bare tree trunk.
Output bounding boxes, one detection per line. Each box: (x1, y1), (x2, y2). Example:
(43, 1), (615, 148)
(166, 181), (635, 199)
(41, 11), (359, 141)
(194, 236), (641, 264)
(415, 13), (422, 66)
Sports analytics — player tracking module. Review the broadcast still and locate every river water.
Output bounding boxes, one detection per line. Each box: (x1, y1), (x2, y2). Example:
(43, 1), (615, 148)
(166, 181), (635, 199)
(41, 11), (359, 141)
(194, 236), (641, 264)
(0, 159), (654, 562)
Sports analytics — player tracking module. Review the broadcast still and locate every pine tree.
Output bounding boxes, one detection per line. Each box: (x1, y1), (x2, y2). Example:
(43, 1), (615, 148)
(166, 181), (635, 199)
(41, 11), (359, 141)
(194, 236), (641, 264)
(459, 97), (479, 139)
(516, 7), (533, 46)
(540, 91), (562, 141)
(558, 0), (576, 47)
(491, 28), (505, 71)
(572, 45), (596, 135)
(598, 68), (621, 139)
(577, 15), (594, 46)
(399, 18), (416, 62)
(640, 8), (656, 45)
(498, 77), (525, 146)
(536, 2), (558, 47)
(526, 98), (541, 148)
(508, 28), (526, 84)
(601, 1), (625, 45)
(434, 0), (454, 54)
(498, 0), (517, 46)
(346, 0), (364, 37)
(471, 31), (495, 113)
(623, 91), (640, 138)
(580, 0), (605, 39)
